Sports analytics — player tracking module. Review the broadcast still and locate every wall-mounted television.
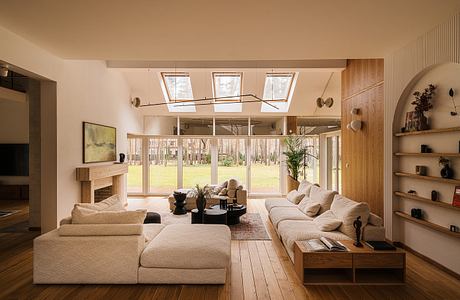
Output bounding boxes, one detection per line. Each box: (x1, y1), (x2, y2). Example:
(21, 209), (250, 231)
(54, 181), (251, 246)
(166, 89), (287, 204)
(0, 144), (29, 176)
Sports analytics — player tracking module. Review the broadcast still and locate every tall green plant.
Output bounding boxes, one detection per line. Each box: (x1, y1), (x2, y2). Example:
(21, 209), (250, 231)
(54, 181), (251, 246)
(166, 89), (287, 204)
(283, 136), (307, 181)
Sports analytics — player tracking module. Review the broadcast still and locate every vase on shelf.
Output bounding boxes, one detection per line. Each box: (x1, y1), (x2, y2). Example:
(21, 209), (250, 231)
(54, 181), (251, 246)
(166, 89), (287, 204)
(440, 165), (454, 179)
(415, 111), (429, 131)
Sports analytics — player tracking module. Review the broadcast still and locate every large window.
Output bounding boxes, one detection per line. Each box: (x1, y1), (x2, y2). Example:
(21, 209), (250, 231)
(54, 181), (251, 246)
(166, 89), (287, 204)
(300, 136), (320, 183)
(218, 138), (246, 186)
(127, 138), (143, 193)
(250, 138), (280, 193)
(327, 134), (341, 192)
(148, 138), (178, 194)
(161, 72), (194, 101)
(182, 138), (211, 188)
(212, 72), (242, 101)
(262, 73), (295, 101)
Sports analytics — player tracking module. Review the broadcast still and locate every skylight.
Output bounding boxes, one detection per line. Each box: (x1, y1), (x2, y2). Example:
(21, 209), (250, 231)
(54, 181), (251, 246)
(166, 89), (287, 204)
(161, 72), (194, 101)
(262, 73), (295, 101)
(212, 72), (242, 101)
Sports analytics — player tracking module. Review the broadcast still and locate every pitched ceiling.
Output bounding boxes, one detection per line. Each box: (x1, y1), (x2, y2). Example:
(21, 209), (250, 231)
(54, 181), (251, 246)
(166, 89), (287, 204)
(0, 0), (459, 60)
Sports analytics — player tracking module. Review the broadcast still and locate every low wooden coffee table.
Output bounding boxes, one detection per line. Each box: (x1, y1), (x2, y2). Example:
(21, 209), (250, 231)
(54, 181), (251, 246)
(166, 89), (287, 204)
(294, 240), (405, 285)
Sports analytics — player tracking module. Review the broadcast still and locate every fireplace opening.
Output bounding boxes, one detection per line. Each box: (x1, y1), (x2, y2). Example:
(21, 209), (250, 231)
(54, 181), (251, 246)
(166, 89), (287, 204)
(94, 185), (113, 202)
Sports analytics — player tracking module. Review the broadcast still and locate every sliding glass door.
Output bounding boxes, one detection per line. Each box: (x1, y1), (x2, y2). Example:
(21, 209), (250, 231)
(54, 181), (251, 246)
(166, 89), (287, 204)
(182, 138), (211, 188)
(148, 138), (178, 194)
(250, 138), (280, 193)
(217, 138), (247, 186)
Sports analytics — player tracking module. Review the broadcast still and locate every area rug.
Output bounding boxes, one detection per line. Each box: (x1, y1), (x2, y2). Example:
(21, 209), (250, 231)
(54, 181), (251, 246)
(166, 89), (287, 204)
(161, 212), (271, 240)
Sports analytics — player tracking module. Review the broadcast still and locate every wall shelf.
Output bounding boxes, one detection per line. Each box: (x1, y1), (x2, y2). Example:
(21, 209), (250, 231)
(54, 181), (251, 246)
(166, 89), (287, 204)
(394, 153), (460, 157)
(394, 172), (460, 185)
(394, 211), (460, 238)
(394, 191), (460, 212)
(394, 127), (460, 137)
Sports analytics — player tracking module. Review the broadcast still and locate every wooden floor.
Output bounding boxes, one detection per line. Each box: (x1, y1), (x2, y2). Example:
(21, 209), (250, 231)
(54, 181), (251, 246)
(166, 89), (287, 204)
(1, 198), (460, 300)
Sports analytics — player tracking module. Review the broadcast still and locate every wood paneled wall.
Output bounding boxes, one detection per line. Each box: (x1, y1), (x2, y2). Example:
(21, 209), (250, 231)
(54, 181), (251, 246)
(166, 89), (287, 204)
(341, 59), (384, 217)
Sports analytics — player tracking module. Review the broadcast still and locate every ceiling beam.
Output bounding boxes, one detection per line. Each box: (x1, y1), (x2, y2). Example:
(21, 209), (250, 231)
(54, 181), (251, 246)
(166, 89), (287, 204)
(106, 59), (346, 70)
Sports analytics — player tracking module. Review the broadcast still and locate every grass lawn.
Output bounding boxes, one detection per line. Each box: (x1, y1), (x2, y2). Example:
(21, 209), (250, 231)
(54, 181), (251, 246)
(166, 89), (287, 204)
(127, 164), (280, 193)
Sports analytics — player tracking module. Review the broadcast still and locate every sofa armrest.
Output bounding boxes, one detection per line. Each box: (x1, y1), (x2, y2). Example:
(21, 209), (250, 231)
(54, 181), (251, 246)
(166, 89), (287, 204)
(362, 224), (385, 241)
(33, 229), (144, 284)
(58, 224), (144, 236)
(236, 189), (247, 205)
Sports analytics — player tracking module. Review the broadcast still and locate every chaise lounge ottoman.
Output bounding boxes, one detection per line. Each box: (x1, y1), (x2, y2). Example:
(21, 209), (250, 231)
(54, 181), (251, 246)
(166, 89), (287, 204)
(138, 224), (231, 284)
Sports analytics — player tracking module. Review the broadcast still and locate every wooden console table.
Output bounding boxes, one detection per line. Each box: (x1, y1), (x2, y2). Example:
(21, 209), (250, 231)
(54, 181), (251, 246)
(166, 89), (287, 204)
(294, 240), (405, 285)
(76, 163), (128, 203)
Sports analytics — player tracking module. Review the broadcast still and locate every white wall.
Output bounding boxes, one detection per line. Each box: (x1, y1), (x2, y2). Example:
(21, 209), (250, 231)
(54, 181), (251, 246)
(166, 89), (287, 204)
(0, 88), (29, 185)
(384, 13), (460, 274)
(0, 26), (143, 232)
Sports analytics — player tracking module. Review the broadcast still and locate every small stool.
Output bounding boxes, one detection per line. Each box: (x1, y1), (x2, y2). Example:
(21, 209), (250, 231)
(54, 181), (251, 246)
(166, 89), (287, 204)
(144, 212), (162, 224)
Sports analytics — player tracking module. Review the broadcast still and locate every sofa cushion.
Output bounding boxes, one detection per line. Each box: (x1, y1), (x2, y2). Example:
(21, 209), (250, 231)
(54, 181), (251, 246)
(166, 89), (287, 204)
(58, 224), (144, 236)
(264, 198), (296, 212)
(277, 220), (351, 261)
(309, 185), (337, 214)
(143, 224), (166, 243)
(297, 179), (313, 197)
(313, 210), (342, 231)
(300, 202), (321, 217)
(368, 213), (383, 227)
(330, 194), (370, 238)
(76, 194), (125, 211)
(140, 224), (231, 269)
(269, 206), (312, 228)
(286, 190), (305, 204)
(71, 207), (147, 224)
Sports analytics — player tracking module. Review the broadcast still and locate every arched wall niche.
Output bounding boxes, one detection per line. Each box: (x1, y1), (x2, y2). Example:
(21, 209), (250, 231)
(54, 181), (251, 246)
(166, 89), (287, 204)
(391, 62), (460, 275)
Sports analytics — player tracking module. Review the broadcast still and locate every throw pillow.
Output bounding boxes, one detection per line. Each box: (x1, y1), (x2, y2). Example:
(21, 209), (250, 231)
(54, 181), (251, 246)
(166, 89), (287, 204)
(71, 207), (147, 224)
(300, 202), (321, 217)
(309, 185), (337, 214)
(219, 188), (228, 196)
(76, 194), (125, 211)
(313, 210), (342, 231)
(297, 179), (313, 197)
(286, 190), (305, 204)
(330, 194), (369, 238)
(227, 189), (236, 198)
(227, 178), (239, 190)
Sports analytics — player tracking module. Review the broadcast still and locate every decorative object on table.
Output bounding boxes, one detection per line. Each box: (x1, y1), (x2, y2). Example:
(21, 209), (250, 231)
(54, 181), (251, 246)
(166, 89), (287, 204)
(352, 216), (363, 247)
(173, 190), (188, 215)
(431, 190), (438, 201)
(400, 127), (406, 133)
(408, 190), (417, 194)
(83, 122), (116, 163)
(420, 144), (429, 153)
(439, 156), (454, 179)
(191, 184), (211, 213)
(452, 186), (460, 208)
(409, 84), (436, 131)
(450, 225), (459, 233)
(415, 165), (427, 176)
(364, 241), (397, 251)
(449, 88), (458, 116)
(119, 153), (126, 163)
(411, 208), (422, 219)
(219, 198), (227, 210)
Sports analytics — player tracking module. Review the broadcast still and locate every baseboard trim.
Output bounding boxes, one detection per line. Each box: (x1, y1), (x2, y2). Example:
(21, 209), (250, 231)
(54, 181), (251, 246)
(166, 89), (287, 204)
(394, 242), (460, 280)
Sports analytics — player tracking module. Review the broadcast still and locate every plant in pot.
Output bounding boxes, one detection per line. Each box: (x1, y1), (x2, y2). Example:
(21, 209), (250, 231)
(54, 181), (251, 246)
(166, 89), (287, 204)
(192, 184), (212, 212)
(411, 84), (436, 131)
(283, 135), (308, 192)
(439, 157), (454, 179)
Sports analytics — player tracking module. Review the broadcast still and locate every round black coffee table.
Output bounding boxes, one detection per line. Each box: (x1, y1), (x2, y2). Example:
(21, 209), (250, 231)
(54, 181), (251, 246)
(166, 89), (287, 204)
(210, 204), (246, 225)
(173, 189), (188, 215)
(203, 208), (227, 224)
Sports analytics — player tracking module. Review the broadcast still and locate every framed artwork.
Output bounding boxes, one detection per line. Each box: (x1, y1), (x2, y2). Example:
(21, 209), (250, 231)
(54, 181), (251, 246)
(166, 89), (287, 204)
(83, 122), (116, 163)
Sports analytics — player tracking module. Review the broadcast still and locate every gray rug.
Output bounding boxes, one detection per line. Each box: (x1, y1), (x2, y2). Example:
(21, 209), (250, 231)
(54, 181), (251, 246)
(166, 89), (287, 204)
(161, 212), (271, 240)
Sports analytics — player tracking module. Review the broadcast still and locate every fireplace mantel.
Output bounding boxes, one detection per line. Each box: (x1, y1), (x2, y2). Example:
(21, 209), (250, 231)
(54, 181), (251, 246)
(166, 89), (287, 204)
(76, 163), (128, 203)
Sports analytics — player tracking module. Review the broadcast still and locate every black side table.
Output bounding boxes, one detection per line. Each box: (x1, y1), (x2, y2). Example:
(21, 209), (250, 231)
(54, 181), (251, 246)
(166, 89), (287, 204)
(191, 208), (203, 224)
(203, 209), (227, 225)
(173, 191), (187, 215)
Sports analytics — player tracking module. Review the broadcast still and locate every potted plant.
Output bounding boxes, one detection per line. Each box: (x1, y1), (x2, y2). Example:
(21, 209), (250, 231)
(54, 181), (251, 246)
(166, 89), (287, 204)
(439, 157), (454, 179)
(192, 184), (212, 212)
(411, 84), (436, 131)
(283, 135), (307, 192)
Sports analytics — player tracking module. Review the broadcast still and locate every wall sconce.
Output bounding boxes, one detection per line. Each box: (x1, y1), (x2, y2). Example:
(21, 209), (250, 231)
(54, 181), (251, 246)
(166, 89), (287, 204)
(131, 97), (141, 108)
(347, 108), (362, 132)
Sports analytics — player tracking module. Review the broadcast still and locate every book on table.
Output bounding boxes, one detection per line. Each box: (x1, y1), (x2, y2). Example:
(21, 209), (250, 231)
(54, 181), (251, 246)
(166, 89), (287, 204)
(364, 241), (396, 251)
(305, 237), (348, 252)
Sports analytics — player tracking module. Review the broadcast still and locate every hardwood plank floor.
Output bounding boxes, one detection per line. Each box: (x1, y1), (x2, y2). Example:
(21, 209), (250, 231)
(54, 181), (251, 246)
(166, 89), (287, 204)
(0, 198), (459, 300)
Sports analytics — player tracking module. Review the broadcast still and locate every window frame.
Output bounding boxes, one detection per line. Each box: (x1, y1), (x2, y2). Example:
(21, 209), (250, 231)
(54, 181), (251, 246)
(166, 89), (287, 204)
(212, 72), (243, 102)
(262, 72), (295, 102)
(161, 72), (194, 102)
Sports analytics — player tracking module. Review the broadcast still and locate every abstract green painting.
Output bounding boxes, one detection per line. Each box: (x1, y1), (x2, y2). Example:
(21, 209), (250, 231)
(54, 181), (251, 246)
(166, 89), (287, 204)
(83, 122), (116, 163)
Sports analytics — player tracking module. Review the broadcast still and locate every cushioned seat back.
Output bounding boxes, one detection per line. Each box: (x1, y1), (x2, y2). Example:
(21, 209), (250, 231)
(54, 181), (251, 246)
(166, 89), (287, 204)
(309, 185), (337, 214)
(297, 180), (314, 197)
(330, 194), (370, 239)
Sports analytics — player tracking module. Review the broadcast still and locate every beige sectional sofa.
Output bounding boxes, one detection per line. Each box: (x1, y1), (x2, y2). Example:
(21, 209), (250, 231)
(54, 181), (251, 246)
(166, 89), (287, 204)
(34, 196), (231, 284)
(265, 181), (385, 261)
(168, 179), (248, 211)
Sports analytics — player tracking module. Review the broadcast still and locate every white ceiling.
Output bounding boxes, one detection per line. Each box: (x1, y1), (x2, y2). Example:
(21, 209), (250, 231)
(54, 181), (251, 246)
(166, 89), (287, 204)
(0, 0), (459, 60)
(122, 68), (342, 116)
